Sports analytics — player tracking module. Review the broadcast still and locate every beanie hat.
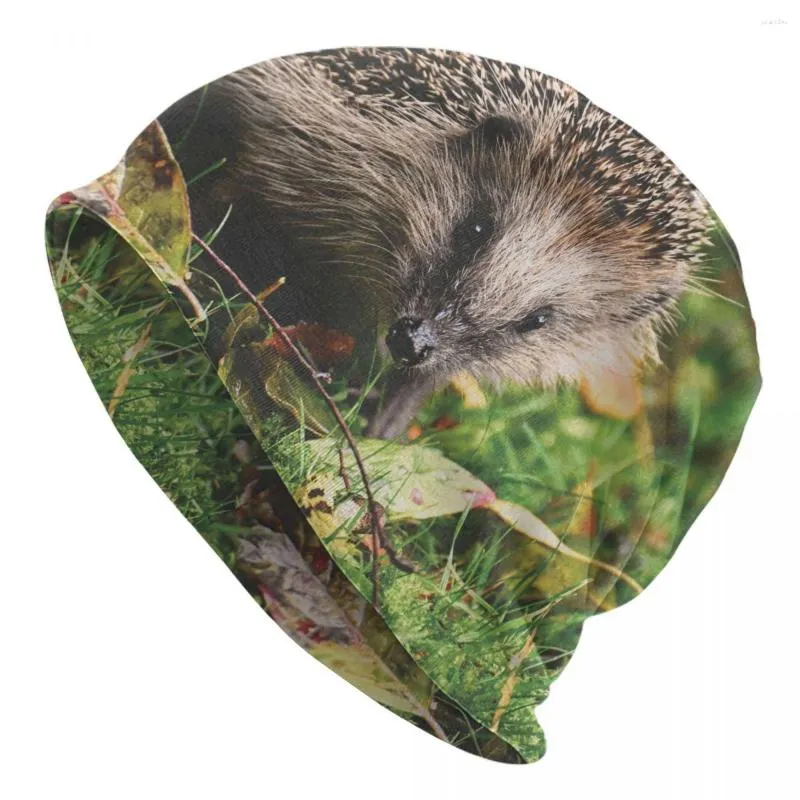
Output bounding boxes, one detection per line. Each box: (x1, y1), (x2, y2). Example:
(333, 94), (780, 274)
(45, 47), (760, 763)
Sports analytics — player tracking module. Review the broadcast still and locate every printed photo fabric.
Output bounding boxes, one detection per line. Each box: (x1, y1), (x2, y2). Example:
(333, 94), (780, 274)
(46, 48), (760, 762)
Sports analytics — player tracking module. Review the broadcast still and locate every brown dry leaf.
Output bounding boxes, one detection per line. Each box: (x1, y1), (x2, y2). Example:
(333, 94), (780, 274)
(432, 416), (459, 431)
(271, 322), (355, 370)
(237, 526), (441, 730)
(107, 320), (153, 418)
(406, 423), (423, 441)
(580, 367), (642, 420)
(565, 462), (597, 540)
(450, 371), (488, 409)
(489, 498), (643, 595)
(312, 642), (440, 721)
(491, 629), (537, 733)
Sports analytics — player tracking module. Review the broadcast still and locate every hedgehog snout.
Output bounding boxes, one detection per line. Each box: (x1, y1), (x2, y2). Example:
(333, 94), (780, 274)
(386, 316), (437, 366)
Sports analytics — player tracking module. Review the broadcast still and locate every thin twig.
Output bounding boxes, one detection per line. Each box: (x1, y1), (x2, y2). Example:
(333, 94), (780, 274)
(490, 627), (537, 734)
(191, 233), (386, 605)
(107, 318), (155, 418)
(338, 448), (352, 491)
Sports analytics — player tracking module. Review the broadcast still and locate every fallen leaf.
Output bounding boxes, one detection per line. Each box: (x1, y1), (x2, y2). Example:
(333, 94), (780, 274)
(489, 499), (644, 595)
(53, 122), (205, 320)
(273, 322), (355, 369)
(450, 371), (488, 409)
(237, 526), (441, 728)
(305, 439), (497, 520)
(580, 367), (642, 420)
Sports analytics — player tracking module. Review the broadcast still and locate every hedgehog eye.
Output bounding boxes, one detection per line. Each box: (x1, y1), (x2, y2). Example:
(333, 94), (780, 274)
(516, 306), (553, 334)
(453, 211), (494, 249)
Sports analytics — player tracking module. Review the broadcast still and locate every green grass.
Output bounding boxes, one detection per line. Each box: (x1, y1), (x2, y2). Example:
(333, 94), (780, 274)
(46, 209), (529, 763)
(49, 213), (249, 567)
(46, 199), (759, 765)
(46, 105), (760, 763)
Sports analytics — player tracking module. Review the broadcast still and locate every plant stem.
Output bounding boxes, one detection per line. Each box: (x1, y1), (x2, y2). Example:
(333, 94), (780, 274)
(191, 233), (386, 605)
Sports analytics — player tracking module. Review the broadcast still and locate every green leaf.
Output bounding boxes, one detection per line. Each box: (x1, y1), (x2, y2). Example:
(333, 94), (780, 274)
(309, 438), (497, 519)
(291, 436), (646, 761)
(52, 121), (205, 320)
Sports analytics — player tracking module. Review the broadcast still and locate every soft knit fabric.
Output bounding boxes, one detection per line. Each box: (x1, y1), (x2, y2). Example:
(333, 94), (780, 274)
(45, 48), (760, 763)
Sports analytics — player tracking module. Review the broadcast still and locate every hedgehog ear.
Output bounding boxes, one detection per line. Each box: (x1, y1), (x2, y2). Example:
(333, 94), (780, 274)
(456, 115), (524, 152)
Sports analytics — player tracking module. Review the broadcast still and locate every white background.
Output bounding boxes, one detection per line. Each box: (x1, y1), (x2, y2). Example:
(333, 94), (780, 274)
(1, 2), (797, 798)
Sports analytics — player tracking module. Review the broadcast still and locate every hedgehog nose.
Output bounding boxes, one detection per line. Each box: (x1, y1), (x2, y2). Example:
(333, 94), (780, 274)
(386, 317), (436, 366)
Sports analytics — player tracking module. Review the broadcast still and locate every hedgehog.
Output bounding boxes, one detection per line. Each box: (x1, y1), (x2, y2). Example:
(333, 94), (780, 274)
(163, 48), (711, 437)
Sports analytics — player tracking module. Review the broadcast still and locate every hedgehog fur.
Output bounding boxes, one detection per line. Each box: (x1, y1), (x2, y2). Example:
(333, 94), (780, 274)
(173, 47), (711, 391)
